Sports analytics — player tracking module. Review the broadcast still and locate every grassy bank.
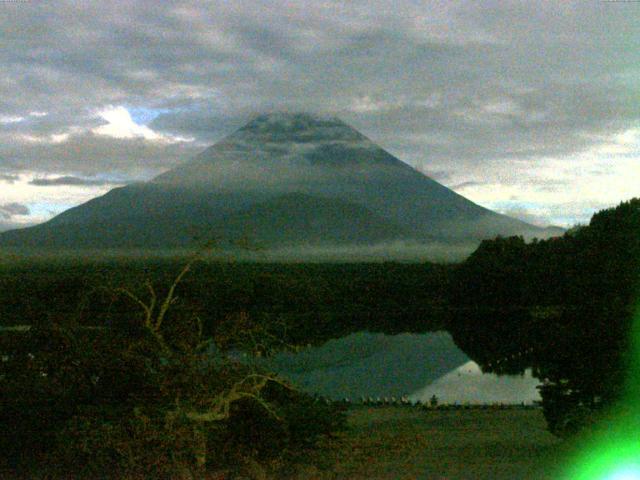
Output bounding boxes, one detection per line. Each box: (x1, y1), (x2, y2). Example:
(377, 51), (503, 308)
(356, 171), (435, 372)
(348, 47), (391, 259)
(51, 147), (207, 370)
(301, 407), (565, 480)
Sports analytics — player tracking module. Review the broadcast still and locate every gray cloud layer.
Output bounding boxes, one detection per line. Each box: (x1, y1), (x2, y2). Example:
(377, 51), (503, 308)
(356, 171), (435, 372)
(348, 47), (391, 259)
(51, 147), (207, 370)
(0, 202), (30, 220)
(0, 1), (638, 225)
(29, 176), (125, 187)
(0, 174), (19, 183)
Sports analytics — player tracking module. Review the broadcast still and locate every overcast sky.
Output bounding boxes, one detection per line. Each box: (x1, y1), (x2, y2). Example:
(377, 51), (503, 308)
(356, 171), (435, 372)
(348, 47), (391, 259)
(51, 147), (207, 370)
(1, 0), (639, 231)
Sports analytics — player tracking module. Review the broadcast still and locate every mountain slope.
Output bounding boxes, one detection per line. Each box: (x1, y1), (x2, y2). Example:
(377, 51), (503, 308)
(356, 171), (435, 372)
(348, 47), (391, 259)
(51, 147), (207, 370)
(0, 188), (409, 249)
(267, 331), (470, 399)
(212, 192), (411, 246)
(152, 113), (541, 240)
(0, 112), (551, 252)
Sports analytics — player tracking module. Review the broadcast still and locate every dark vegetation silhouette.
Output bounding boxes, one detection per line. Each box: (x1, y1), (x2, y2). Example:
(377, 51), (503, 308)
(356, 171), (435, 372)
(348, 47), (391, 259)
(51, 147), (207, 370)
(0, 199), (638, 477)
(0, 261), (450, 340)
(0, 254), (346, 478)
(448, 198), (640, 436)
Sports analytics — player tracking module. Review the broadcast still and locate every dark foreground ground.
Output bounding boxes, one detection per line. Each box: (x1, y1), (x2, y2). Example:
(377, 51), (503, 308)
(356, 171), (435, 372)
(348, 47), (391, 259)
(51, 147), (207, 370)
(300, 407), (566, 480)
(1, 407), (570, 479)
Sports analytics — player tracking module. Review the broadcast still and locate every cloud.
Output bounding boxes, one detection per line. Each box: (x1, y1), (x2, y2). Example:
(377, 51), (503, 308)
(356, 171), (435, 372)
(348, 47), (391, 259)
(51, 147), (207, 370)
(0, 174), (19, 184)
(0, 202), (30, 220)
(448, 142), (640, 228)
(498, 207), (556, 228)
(450, 181), (483, 191)
(29, 176), (124, 187)
(0, 173), (125, 228)
(92, 106), (193, 143)
(0, 115), (24, 124)
(0, 1), (637, 226)
(0, 112), (47, 125)
(0, 129), (201, 178)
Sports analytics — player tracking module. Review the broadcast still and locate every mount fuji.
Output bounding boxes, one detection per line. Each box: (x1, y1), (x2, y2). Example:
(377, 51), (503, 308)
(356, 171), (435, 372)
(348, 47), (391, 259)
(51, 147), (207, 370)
(0, 113), (554, 256)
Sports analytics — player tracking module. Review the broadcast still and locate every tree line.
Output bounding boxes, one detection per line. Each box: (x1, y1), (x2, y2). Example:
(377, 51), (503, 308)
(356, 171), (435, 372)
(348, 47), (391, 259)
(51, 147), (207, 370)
(447, 198), (640, 435)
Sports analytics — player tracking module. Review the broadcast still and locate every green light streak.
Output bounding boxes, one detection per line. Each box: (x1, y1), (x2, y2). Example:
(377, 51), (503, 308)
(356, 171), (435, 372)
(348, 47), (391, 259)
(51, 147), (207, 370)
(562, 305), (640, 480)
